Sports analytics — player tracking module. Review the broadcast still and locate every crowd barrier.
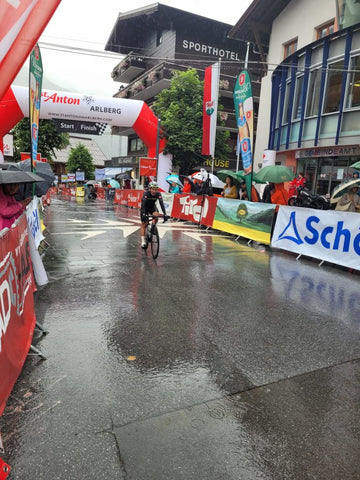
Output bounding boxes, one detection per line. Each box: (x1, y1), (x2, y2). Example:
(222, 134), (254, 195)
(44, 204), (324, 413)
(54, 187), (360, 269)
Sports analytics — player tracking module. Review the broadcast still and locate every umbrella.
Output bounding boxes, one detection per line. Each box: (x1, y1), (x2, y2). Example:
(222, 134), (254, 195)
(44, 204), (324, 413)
(85, 180), (97, 185)
(330, 178), (360, 204)
(165, 174), (183, 188)
(0, 170), (43, 184)
(350, 161), (360, 170)
(254, 165), (295, 184)
(217, 169), (244, 185)
(191, 169), (225, 188)
(10, 159), (55, 196)
(109, 179), (120, 189)
(115, 170), (133, 181)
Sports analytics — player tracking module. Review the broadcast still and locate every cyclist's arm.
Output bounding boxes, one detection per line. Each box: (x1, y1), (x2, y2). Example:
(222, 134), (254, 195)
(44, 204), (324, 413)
(157, 195), (167, 216)
(140, 192), (149, 220)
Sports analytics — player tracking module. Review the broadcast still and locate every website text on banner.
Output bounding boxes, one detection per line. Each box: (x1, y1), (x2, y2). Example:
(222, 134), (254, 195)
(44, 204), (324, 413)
(213, 198), (276, 245)
(271, 206), (360, 270)
(171, 194), (218, 226)
(0, 214), (37, 416)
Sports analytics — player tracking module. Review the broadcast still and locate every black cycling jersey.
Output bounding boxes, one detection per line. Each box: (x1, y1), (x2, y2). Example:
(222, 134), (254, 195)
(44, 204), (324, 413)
(140, 190), (166, 217)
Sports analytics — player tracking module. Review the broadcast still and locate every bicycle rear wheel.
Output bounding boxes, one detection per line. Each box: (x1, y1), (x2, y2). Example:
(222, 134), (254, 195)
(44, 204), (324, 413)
(150, 225), (160, 259)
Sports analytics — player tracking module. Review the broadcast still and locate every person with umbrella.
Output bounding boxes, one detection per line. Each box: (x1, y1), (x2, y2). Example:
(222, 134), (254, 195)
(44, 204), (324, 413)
(335, 184), (360, 212)
(0, 172), (37, 230)
(221, 176), (238, 199)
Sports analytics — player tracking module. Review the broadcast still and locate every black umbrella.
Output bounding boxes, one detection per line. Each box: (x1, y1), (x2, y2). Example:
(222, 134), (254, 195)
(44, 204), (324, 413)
(10, 159), (55, 196)
(0, 170), (43, 184)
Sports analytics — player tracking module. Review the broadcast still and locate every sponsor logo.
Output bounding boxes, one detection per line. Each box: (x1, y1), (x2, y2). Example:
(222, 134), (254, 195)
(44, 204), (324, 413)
(42, 92), (80, 105)
(276, 211), (360, 255)
(179, 196), (209, 222)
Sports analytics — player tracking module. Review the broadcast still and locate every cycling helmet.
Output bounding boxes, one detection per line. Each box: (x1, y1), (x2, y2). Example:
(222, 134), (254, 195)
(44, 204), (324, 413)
(149, 181), (159, 189)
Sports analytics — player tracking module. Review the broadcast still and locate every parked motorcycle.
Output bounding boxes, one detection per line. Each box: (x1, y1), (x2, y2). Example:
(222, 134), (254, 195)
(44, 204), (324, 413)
(288, 186), (330, 210)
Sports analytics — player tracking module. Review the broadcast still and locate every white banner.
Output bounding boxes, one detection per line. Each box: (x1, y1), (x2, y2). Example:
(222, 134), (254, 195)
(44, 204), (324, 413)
(271, 206), (360, 270)
(26, 197), (44, 248)
(161, 193), (175, 216)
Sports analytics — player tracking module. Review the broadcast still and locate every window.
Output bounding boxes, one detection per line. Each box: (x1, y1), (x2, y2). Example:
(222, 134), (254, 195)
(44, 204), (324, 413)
(156, 30), (163, 46)
(129, 138), (144, 152)
(293, 75), (304, 120)
(283, 38), (298, 59)
(323, 60), (344, 113)
(316, 20), (335, 40)
(306, 68), (321, 117)
(346, 55), (360, 108)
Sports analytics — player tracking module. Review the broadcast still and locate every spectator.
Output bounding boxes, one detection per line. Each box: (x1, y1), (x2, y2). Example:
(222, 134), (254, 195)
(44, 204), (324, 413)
(169, 181), (181, 194)
(335, 185), (360, 212)
(221, 176), (238, 199)
(262, 183), (274, 203)
(271, 182), (288, 206)
(182, 177), (193, 193)
(239, 181), (260, 201)
(123, 179), (131, 190)
(0, 183), (32, 230)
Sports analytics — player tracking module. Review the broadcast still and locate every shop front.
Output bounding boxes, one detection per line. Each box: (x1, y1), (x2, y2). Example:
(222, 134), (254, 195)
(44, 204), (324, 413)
(294, 145), (360, 196)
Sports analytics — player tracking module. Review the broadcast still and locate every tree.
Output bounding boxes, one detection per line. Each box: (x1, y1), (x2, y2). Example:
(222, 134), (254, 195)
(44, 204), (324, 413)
(152, 68), (231, 175)
(12, 118), (69, 162)
(66, 143), (95, 179)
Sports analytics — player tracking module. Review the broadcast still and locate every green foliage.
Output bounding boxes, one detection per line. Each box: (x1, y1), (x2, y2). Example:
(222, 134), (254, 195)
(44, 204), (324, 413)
(12, 118), (69, 162)
(152, 69), (231, 175)
(66, 143), (95, 179)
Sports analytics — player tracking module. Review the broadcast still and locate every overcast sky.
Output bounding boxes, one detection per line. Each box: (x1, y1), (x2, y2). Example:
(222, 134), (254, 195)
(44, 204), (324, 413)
(16, 0), (253, 96)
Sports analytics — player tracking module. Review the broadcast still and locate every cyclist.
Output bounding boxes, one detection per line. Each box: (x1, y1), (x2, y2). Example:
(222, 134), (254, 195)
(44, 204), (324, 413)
(140, 181), (168, 248)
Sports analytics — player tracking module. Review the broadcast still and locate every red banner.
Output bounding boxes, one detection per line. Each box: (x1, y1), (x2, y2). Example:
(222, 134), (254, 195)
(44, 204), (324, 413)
(171, 194), (218, 226)
(127, 190), (142, 209)
(0, 0), (61, 102)
(139, 158), (157, 177)
(0, 214), (36, 416)
(114, 190), (129, 206)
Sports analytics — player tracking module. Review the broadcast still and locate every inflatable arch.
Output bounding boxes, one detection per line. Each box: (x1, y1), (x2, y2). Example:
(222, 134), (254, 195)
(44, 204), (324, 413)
(0, 85), (166, 158)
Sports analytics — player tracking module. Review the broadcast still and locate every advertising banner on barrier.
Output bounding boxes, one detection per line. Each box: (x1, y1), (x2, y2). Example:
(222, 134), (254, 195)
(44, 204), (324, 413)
(161, 193), (175, 216)
(213, 198), (276, 244)
(171, 194), (218, 225)
(127, 190), (142, 209)
(26, 197), (44, 248)
(0, 214), (36, 416)
(272, 206), (360, 270)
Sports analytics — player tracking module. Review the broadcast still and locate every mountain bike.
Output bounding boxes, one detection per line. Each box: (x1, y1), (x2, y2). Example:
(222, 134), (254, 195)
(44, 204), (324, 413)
(144, 214), (165, 259)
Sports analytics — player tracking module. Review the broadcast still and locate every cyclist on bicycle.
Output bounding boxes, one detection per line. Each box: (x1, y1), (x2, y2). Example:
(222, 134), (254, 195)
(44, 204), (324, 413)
(140, 181), (168, 248)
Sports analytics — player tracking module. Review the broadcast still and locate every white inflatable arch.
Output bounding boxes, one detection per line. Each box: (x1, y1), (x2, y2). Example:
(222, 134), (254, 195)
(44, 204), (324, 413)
(0, 85), (165, 158)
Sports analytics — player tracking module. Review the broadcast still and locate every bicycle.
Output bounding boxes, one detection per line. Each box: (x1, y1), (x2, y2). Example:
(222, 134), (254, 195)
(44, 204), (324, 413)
(144, 214), (166, 259)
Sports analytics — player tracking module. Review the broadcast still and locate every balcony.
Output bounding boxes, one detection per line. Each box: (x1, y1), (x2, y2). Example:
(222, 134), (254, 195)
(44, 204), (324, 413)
(111, 54), (146, 83)
(115, 68), (172, 102)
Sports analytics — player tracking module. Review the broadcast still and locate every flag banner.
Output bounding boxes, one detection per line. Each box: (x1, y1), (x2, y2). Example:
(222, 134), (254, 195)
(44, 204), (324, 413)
(29, 43), (42, 171)
(139, 157), (157, 177)
(233, 70), (254, 176)
(0, 0), (61, 103)
(26, 196), (44, 248)
(0, 214), (36, 417)
(272, 206), (360, 270)
(213, 198), (276, 244)
(202, 62), (220, 157)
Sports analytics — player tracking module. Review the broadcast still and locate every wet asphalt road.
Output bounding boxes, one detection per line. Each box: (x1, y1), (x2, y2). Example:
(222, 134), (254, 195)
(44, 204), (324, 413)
(1, 195), (360, 480)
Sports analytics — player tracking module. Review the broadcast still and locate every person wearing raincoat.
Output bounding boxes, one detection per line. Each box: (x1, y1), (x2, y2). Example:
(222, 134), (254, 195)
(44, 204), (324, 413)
(271, 182), (288, 206)
(169, 181), (181, 194)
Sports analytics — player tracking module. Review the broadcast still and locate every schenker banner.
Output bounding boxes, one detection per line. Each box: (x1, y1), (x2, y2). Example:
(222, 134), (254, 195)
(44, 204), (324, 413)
(0, 214), (36, 417)
(0, 0), (61, 102)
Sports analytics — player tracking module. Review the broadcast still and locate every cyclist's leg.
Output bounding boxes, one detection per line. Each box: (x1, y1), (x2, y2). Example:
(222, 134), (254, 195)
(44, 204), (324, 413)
(140, 212), (149, 248)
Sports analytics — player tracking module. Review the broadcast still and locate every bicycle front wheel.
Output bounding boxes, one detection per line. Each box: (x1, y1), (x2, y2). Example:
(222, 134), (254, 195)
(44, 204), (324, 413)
(150, 225), (160, 259)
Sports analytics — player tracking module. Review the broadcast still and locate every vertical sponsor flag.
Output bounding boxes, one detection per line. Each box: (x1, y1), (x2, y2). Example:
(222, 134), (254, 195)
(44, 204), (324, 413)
(29, 43), (42, 174)
(202, 62), (220, 157)
(233, 70), (254, 195)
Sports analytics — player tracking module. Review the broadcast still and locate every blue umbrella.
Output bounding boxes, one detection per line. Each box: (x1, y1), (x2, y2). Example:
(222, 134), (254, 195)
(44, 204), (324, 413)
(109, 179), (120, 189)
(165, 174), (183, 188)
